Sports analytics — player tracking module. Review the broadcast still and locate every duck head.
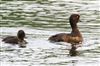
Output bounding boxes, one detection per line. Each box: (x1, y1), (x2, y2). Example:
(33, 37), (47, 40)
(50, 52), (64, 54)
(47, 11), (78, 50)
(17, 30), (27, 48)
(69, 14), (80, 23)
(17, 30), (25, 40)
(69, 14), (80, 29)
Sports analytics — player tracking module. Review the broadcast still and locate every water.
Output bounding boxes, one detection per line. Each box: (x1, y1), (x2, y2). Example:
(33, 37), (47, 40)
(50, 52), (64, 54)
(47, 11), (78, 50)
(0, 0), (100, 66)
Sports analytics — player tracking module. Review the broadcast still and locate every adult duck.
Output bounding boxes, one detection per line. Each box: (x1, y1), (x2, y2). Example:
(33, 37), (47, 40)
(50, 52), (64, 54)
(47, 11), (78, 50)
(48, 14), (83, 56)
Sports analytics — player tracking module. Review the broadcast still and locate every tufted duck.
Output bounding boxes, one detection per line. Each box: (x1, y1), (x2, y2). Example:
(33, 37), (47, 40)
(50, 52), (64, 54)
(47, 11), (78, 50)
(48, 14), (83, 56)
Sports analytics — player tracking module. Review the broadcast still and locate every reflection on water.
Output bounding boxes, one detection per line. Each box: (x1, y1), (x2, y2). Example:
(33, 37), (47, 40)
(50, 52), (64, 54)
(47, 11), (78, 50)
(0, 0), (100, 66)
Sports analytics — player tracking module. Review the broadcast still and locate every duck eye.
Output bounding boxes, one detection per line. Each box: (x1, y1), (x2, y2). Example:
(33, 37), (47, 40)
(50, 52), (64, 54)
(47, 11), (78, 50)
(76, 16), (78, 18)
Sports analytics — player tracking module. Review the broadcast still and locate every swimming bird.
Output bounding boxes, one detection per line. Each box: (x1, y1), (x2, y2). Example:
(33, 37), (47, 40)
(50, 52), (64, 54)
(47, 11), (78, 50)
(48, 14), (83, 56)
(2, 30), (27, 48)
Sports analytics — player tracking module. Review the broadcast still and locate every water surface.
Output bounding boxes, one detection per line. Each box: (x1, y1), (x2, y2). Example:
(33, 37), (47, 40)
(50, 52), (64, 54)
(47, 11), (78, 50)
(0, 0), (100, 66)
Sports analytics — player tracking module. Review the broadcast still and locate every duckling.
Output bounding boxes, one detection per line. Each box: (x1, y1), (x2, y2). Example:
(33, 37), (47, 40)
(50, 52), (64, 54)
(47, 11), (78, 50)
(2, 30), (27, 48)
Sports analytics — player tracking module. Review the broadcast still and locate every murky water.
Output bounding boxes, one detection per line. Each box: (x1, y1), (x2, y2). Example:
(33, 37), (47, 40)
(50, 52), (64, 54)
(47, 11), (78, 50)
(0, 0), (100, 66)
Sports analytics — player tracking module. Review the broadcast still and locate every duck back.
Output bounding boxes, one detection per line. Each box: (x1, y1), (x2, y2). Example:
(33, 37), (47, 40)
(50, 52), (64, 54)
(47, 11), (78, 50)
(2, 36), (18, 44)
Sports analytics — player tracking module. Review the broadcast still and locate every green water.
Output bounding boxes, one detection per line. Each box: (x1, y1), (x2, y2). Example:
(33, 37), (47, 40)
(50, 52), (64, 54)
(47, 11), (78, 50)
(0, 0), (100, 66)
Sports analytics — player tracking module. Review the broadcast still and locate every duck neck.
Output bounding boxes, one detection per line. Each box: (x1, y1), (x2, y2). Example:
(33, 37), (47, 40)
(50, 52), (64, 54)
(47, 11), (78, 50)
(70, 21), (78, 29)
(70, 21), (80, 34)
(72, 27), (79, 33)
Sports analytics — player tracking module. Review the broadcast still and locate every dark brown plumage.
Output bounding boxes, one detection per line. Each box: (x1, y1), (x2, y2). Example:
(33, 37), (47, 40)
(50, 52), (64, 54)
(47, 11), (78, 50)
(2, 30), (27, 48)
(48, 14), (83, 56)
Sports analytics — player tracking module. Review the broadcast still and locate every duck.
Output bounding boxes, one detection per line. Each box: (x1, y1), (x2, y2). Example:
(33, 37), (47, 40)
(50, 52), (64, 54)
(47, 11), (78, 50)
(2, 30), (27, 48)
(48, 14), (83, 56)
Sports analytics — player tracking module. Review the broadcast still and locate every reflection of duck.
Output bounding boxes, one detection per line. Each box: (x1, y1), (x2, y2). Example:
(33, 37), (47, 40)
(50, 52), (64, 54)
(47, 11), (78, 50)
(69, 44), (78, 56)
(2, 30), (27, 48)
(48, 14), (83, 56)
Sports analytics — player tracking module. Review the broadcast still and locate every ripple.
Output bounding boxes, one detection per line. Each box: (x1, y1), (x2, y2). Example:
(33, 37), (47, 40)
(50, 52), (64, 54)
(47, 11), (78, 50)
(0, 0), (100, 66)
